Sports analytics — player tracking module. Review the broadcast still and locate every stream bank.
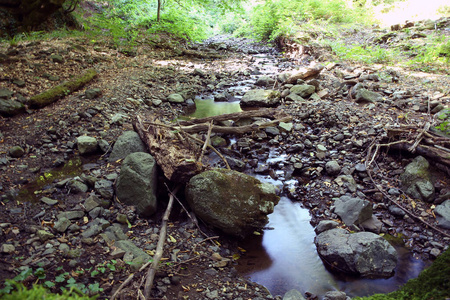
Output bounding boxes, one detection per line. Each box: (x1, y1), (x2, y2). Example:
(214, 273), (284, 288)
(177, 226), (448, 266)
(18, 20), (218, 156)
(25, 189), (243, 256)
(1, 32), (450, 299)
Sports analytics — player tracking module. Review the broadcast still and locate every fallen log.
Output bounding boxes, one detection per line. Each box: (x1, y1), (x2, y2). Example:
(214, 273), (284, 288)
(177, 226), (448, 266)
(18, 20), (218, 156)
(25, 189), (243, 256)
(154, 116), (292, 135)
(286, 64), (325, 84)
(134, 111), (291, 182)
(28, 68), (98, 108)
(178, 107), (288, 126)
(369, 125), (450, 175)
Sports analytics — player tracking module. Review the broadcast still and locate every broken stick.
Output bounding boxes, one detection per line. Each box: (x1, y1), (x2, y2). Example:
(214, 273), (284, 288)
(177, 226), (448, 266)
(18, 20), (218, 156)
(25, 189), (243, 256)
(143, 185), (181, 298)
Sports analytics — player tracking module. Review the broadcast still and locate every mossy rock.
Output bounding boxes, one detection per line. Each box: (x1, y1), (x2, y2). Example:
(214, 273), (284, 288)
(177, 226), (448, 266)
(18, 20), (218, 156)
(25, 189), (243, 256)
(354, 247), (450, 299)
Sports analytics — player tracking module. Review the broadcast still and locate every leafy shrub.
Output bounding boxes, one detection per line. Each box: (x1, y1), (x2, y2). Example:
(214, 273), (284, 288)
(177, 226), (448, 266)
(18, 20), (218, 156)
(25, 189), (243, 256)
(237, 0), (371, 41)
(1, 282), (96, 300)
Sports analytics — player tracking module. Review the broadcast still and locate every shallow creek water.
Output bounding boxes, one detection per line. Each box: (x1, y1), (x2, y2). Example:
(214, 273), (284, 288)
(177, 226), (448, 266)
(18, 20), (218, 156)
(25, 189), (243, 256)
(186, 97), (429, 297)
(187, 62), (429, 296)
(235, 194), (428, 298)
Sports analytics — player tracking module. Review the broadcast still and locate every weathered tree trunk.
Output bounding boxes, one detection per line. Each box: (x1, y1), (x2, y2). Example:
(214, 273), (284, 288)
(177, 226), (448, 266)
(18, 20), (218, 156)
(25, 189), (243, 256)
(157, 0), (161, 22)
(133, 110), (292, 182)
(133, 115), (205, 184)
(28, 68), (97, 109)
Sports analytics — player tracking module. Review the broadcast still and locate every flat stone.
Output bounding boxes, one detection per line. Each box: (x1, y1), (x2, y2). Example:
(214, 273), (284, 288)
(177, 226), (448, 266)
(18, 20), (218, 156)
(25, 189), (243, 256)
(85, 88), (102, 99)
(333, 195), (372, 226)
(40, 197), (59, 206)
(54, 217), (71, 233)
(94, 179), (114, 199)
(167, 93), (184, 103)
(1, 244), (15, 253)
(283, 289), (306, 300)
(37, 230), (55, 242)
(57, 210), (85, 220)
(315, 220), (339, 234)
(0, 88), (13, 99)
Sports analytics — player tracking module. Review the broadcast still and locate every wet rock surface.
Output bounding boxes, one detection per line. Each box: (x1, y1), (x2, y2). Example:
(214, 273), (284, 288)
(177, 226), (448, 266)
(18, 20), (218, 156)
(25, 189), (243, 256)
(0, 31), (449, 299)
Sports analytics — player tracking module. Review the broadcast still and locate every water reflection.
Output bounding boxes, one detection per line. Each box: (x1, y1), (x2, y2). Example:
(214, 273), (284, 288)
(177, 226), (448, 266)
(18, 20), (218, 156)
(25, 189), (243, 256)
(237, 197), (338, 297)
(187, 99), (242, 119)
(236, 197), (429, 298)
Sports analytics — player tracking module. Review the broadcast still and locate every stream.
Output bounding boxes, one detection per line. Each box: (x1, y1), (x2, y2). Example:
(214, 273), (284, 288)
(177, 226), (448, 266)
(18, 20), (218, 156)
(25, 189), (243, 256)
(185, 49), (430, 298)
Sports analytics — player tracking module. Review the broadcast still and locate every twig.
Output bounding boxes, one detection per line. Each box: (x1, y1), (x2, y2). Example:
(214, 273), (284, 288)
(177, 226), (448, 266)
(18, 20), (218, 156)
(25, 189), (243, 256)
(184, 132), (231, 170)
(367, 140), (410, 167)
(110, 273), (134, 300)
(143, 184), (181, 298)
(199, 120), (213, 163)
(408, 122), (430, 153)
(164, 183), (214, 242)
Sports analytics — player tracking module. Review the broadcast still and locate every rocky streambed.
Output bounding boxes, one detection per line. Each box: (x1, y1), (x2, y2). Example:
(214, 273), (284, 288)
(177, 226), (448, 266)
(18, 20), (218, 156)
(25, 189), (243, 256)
(1, 31), (450, 300)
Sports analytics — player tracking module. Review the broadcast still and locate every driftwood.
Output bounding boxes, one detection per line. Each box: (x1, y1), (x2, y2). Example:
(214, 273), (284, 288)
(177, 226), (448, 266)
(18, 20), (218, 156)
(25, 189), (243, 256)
(28, 68), (98, 108)
(143, 185), (180, 298)
(365, 123), (450, 238)
(134, 115), (204, 183)
(286, 64), (325, 84)
(383, 124), (450, 172)
(173, 116), (292, 134)
(134, 110), (291, 183)
(178, 108), (287, 126)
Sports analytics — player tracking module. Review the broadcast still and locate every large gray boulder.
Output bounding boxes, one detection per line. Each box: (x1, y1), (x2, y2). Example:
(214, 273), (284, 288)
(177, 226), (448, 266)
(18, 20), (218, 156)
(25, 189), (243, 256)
(186, 169), (280, 238)
(315, 228), (397, 278)
(241, 89), (280, 107)
(435, 200), (450, 229)
(399, 156), (435, 202)
(115, 152), (158, 216)
(333, 195), (372, 227)
(109, 131), (146, 162)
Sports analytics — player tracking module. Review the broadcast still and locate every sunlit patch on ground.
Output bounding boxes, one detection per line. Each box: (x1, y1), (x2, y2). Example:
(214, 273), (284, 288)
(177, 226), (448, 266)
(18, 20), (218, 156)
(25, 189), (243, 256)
(374, 0), (449, 27)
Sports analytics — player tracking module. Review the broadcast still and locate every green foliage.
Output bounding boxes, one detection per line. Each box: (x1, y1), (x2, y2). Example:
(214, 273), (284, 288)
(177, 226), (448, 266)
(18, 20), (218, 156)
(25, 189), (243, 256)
(327, 41), (398, 64)
(405, 35), (450, 73)
(354, 248), (450, 299)
(233, 0), (372, 41)
(0, 265), (105, 298)
(144, 7), (212, 41)
(435, 109), (450, 135)
(1, 283), (96, 300)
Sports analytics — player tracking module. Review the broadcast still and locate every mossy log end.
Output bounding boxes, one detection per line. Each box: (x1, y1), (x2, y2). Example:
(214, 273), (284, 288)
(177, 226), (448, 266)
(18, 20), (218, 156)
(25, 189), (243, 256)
(28, 68), (97, 109)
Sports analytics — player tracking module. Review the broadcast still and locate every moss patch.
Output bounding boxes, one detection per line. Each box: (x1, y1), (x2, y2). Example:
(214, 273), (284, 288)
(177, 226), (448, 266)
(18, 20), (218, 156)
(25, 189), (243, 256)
(29, 68), (97, 108)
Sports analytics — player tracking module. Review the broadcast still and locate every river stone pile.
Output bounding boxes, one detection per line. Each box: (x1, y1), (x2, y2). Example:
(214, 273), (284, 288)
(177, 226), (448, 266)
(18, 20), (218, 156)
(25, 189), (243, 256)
(186, 169), (280, 238)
